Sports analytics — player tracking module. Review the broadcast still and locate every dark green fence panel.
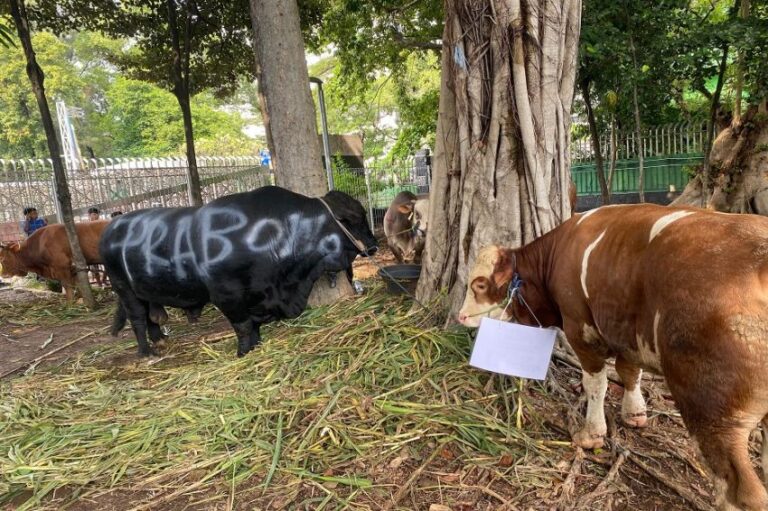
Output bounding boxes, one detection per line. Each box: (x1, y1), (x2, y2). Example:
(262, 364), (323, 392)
(571, 153), (702, 196)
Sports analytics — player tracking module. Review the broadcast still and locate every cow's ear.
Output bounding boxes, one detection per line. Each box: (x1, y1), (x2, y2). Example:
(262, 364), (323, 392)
(491, 248), (514, 290)
(397, 202), (415, 214)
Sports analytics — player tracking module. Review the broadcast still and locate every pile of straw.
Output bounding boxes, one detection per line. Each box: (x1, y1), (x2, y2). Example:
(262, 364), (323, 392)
(0, 286), (711, 510)
(1, 287), (568, 509)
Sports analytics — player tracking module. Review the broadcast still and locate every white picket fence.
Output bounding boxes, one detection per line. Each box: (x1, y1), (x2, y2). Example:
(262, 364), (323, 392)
(0, 156), (270, 225)
(570, 122), (711, 162)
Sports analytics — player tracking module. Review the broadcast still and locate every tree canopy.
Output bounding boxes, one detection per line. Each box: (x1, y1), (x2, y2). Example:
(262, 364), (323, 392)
(0, 31), (257, 159)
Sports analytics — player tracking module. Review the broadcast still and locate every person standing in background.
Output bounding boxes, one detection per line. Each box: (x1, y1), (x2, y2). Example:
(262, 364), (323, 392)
(21, 207), (47, 238)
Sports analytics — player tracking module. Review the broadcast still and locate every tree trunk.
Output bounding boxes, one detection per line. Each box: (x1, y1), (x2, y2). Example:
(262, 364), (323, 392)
(249, 0), (327, 196)
(733, 0), (750, 123)
(697, 44), (728, 207)
(416, 0), (579, 315)
(673, 102), (768, 213)
(167, 0), (203, 207)
(608, 115), (617, 192)
(176, 90), (202, 206)
(580, 78), (609, 204)
(249, 0), (353, 306)
(628, 35), (645, 203)
(251, 52), (276, 167)
(9, 0), (95, 309)
(631, 84), (645, 203)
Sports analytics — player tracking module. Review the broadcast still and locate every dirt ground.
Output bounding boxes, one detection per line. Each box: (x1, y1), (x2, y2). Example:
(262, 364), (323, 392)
(0, 248), (400, 378)
(0, 287), (114, 378)
(0, 256), (749, 511)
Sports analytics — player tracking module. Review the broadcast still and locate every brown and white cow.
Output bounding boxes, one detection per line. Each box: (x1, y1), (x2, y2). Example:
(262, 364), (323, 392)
(383, 191), (430, 263)
(458, 204), (768, 511)
(0, 220), (109, 302)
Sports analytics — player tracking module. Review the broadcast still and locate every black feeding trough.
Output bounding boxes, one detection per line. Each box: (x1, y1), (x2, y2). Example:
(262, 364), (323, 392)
(378, 264), (421, 295)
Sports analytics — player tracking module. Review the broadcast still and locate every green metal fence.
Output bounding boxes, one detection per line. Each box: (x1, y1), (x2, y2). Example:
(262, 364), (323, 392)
(571, 153), (702, 196)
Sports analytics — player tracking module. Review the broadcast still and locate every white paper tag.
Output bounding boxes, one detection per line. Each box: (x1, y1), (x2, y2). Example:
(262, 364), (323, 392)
(469, 318), (557, 380)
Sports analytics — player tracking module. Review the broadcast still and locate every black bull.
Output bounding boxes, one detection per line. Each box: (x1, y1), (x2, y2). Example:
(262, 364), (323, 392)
(100, 186), (377, 357)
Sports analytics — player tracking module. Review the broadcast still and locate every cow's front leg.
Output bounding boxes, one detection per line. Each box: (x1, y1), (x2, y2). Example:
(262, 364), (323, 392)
(223, 312), (254, 358)
(147, 315), (168, 351)
(615, 355), (647, 428)
(64, 284), (75, 303)
(249, 320), (262, 349)
(390, 243), (405, 264)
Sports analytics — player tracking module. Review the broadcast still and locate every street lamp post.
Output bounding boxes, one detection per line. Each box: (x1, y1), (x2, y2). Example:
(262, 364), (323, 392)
(309, 76), (334, 191)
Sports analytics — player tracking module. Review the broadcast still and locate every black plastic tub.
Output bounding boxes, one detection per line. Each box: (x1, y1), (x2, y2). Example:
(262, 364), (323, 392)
(378, 264), (421, 295)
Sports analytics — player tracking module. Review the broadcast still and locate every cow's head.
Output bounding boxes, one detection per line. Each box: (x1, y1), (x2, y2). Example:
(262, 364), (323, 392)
(457, 245), (514, 327)
(0, 241), (25, 278)
(397, 196), (430, 238)
(458, 244), (560, 329)
(322, 190), (378, 256)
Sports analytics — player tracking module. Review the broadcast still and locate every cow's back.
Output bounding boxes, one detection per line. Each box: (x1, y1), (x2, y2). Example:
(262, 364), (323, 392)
(26, 221), (108, 267)
(554, 204), (768, 369)
(99, 187), (343, 310)
(100, 206), (208, 308)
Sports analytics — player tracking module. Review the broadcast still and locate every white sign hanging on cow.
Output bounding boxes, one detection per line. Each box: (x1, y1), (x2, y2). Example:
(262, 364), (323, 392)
(469, 318), (557, 380)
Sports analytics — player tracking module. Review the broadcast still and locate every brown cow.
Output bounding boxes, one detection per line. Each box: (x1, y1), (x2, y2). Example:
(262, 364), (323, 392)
(0, 220), (109, 302)
(383, 191), (430, 263)
(458, 204), (768, 511)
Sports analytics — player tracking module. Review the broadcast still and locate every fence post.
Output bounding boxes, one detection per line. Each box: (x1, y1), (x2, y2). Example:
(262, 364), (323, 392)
(47, 159), (64, 223)
(364, 168), (375, 229)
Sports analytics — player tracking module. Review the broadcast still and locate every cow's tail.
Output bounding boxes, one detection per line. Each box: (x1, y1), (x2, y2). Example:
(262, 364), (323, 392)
(111, 299), (128, 337)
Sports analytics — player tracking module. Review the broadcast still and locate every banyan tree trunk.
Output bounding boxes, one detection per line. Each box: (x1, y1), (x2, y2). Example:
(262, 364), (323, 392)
(416, 0), (580, 316)
(672, 102), (768, 214)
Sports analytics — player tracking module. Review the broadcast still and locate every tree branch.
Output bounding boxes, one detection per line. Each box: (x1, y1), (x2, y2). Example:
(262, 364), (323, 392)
(384, 0), (421, 15)
(390, 29), (441, 51)
(694, 79), (713, 100)
(697, 0), (719, 25)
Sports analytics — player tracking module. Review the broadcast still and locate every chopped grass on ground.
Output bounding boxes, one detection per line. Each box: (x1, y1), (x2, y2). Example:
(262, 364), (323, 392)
(0, 286), (567, 510)
(1, 285), (712, 510)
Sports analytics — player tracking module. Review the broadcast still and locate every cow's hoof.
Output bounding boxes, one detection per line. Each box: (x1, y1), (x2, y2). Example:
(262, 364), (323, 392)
(572, 429), (606, 450)
(137, 347), (158, 358)
(153, 339), (167, 351)
(622, 412), (648, 428)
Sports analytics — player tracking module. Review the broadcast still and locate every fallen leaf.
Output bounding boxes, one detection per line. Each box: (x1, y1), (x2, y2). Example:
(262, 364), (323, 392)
(389, 455), (408, 469)
(438, 472), (460, 483)
(439, 446), (455, 460)
(498, 453), (514, 467)
(429, 505), (452, 511)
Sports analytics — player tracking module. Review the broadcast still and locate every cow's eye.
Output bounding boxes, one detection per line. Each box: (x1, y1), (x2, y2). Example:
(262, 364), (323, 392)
(472, 279), (489, 295)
